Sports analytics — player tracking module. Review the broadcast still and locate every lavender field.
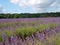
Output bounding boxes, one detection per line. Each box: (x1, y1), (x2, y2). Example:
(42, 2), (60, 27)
(0, 17), (60, 45)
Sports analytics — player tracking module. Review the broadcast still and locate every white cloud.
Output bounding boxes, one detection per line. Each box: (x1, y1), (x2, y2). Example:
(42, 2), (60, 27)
(19, 0), (28, 7)
(0, 5), (3, 12)
(10, 0), (19, 4)
(10, 0), (60, 12)
(0, 4), (5, 13)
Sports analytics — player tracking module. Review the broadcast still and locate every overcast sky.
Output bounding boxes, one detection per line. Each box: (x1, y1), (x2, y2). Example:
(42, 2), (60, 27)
(0, 0), (60, 13)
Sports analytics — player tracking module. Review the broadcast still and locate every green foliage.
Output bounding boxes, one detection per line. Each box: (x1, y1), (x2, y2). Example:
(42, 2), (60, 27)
(48, 23), (57, 28)
(0, 23), (8, 28)
(15, 23), (56, 38)
(15, 27), (36, 38)
(0, 12), (60, 18)
(0, 31), (4, 42)
(0, 22), (57, 39)
(35, 24), (49, 32)
(0, 22), (16, 28)
(21, 22), (27, 26)
(54, 32), (60, 45)
(4, 30), (14, 38)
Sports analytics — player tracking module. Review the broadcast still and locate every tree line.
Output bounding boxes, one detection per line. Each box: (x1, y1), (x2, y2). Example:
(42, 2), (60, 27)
(0, 12), (60, 18)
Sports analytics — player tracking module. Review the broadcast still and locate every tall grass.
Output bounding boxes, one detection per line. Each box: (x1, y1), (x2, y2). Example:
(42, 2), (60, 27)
(15, 27), (36, 38)
(4, 30), (14, 38)
(0, 22), (58, 43)
(0, 31), (4, 42)
(15, 23), (57, 39)
(54, 31), (60, 45)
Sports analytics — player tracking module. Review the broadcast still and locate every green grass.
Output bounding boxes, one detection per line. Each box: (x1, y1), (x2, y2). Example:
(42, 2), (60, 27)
(48, 23), (57, 28)
(0, 22), (57, 39)
(4, 30), (14, 38)
(15, 23), (57, 38)
(54, 32), (60, 45)
(15, 27), (36, 38)
(0, 31), (4, 42)
(0, 22), (16, 28)
(35, 24), (49, 32)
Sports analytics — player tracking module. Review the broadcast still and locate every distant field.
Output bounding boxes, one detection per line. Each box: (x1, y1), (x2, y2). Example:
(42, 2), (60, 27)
(0, 17), (60, 45)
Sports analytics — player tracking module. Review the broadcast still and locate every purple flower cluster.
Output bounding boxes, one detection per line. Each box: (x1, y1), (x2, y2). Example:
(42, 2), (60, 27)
(0, 26), (60, 45)
(0, 17), (60, 45)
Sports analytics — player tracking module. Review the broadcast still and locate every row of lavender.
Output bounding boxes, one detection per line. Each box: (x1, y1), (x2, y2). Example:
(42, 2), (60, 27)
(0, 17), (60, 31)
(0, 26), (60, 45)
(0, 17), (60, 45)
(0, 17), (60, 23)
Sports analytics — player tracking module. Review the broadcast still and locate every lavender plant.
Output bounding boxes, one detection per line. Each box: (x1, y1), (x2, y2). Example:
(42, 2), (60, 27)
(0, 17), (60, 45)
